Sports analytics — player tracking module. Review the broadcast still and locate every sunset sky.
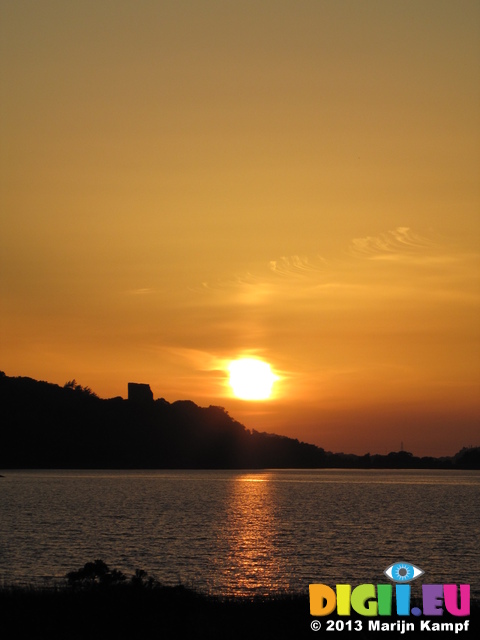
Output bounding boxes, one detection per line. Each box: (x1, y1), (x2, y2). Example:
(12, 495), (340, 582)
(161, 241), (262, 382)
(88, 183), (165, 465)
(1, 1), (479, 456)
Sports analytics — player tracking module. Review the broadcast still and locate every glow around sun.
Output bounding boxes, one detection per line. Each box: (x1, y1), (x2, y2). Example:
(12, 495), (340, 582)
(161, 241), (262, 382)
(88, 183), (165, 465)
(228, 358), (279, 400)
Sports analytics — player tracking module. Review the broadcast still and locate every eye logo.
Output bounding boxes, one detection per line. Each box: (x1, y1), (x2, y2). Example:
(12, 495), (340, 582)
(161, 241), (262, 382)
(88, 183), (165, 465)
(384, 562), (424, 583)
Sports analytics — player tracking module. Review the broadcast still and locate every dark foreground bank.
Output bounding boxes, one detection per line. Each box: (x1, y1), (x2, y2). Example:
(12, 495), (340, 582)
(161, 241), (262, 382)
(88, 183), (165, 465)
(1, 583), (478, 640)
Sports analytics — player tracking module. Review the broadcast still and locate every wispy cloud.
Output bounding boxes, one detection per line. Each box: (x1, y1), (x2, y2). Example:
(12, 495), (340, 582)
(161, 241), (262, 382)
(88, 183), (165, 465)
(161, 347), (228, 371)
(350, 227), (433, 260)
(268, 255), (327, 278)
(189, 228), (480, 316)
(125, 288), (154, 295)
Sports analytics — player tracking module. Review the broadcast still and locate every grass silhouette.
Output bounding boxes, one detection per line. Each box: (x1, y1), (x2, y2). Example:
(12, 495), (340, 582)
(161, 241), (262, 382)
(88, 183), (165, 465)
(0, 561), (478, 639)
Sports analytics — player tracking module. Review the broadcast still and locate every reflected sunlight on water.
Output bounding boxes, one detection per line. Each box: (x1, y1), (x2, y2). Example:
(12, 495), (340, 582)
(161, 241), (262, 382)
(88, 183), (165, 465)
(0, 469), (478, 597)
(221, 473), (289, 594)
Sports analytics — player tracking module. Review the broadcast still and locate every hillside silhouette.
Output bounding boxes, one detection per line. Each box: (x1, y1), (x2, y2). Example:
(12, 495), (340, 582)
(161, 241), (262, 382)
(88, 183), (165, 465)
(0, 372), (478, 469)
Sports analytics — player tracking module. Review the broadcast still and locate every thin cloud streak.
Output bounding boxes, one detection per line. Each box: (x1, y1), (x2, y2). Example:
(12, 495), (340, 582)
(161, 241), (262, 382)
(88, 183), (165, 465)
(192, 229), (480, 312)
(350, 227), (433, 258)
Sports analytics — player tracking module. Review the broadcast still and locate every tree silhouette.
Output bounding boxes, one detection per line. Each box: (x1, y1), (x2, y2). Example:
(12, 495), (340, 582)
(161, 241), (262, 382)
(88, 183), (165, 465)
(64, 379), (98, 397)
(66, 560), (126, 586)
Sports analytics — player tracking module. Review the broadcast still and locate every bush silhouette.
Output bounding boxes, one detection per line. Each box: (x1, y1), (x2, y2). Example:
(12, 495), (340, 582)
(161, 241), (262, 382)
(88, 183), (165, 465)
(66, 560), (126, 586)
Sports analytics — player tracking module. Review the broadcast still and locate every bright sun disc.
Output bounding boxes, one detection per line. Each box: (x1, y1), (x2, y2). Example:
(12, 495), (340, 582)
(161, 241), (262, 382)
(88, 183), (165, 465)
(228, 358), (278, 400)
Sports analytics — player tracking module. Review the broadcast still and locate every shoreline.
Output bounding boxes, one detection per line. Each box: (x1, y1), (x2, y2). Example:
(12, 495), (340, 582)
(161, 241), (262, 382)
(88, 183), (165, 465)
(1, 582), (478, 639)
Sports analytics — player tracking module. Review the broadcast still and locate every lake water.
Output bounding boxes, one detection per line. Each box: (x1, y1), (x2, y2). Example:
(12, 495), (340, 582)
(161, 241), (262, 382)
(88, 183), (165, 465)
(0, 469), (478, 598)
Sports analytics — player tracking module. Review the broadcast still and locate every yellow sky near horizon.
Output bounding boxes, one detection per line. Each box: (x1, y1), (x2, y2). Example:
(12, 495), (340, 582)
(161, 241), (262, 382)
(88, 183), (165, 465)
(1, 1), (479, 456)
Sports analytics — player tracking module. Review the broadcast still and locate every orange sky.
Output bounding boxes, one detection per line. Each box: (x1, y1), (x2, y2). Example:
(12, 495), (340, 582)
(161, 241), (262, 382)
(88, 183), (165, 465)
(1, 1), (479, 456)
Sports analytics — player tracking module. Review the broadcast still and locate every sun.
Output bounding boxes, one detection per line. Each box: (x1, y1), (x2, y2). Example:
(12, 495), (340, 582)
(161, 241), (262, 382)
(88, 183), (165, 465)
(228, 358), (278, 400)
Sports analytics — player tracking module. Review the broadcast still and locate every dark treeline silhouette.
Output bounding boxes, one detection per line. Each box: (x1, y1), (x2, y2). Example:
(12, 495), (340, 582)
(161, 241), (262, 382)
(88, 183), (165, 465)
(0, 372), (478, 469)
